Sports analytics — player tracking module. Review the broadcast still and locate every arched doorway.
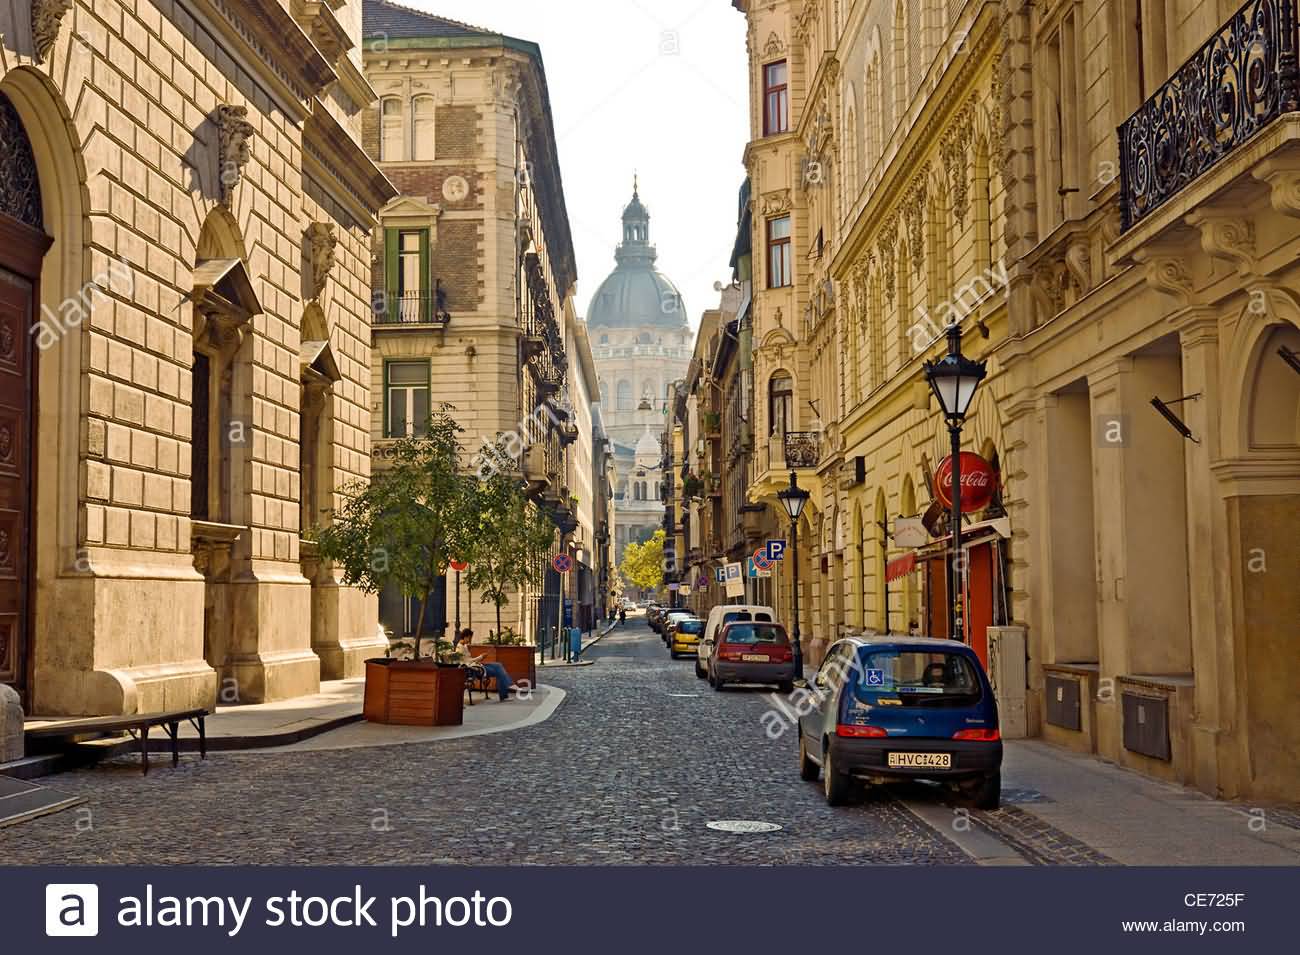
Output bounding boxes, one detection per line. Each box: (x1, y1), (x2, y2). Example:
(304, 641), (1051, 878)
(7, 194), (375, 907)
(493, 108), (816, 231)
(0, 92), (53, 706)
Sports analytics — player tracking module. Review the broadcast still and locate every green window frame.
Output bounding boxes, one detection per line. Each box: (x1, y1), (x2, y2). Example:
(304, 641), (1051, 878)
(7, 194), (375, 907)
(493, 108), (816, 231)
(384, 227), (431, 323)
(383, 359), (431, 437)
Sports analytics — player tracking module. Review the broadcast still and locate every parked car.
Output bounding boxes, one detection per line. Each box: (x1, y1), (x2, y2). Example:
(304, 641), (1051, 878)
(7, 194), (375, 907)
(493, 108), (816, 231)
(647, 605), (664, 632)
(706, 621), (795, 693)
(661, 611), (696, 647)
(669, 617), (704, 659)
(695, 604), (776, 678)
(796, 636), (1002, 809)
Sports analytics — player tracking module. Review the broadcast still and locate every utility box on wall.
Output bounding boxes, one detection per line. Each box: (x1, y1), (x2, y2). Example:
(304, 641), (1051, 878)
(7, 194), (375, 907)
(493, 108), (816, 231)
(986, 626), (1027, 739)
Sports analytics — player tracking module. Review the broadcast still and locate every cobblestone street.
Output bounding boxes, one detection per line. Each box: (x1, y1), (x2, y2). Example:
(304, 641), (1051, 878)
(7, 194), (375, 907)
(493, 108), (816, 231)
(2, 619), (975, 865)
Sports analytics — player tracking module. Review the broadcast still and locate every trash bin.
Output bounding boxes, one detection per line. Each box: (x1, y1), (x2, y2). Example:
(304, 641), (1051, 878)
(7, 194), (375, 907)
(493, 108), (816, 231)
(569, 625), (582, 659)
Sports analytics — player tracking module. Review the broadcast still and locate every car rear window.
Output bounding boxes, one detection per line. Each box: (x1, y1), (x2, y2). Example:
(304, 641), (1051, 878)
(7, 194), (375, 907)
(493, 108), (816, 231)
(677, 620), (703, 634)
(849, 649), (982, 708)
(721, 611), (752, 625)
(722, 624), (788, 645)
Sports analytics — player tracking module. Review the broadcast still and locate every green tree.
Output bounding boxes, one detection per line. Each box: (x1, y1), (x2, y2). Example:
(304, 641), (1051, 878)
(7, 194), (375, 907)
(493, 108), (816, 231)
(466, 472), (557, 638)
(313, 408), (476, 657)
(621, 529), (665, 592)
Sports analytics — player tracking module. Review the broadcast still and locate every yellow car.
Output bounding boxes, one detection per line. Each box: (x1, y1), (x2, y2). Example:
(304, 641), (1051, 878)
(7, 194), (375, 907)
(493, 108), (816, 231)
(669, 618), (705, 659)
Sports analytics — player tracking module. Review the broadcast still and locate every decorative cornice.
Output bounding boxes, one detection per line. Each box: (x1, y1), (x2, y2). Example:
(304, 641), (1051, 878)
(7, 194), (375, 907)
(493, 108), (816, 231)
(304, 104), (398, 227)
(1185, 210), (1256, 275)
(1251, 154), (1300, 218)
(1134, 250), (1193, 306)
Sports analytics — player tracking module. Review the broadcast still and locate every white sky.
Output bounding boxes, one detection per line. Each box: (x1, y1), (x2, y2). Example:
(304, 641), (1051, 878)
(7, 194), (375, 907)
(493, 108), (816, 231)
(385, 0), (751, 330)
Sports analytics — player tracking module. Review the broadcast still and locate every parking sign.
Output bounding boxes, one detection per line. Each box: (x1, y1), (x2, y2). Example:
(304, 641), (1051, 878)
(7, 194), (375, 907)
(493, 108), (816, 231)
(766, 539), (787, 561)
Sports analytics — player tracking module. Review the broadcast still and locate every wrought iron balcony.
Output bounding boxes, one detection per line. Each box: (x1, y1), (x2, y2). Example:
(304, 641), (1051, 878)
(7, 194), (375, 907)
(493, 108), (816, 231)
(783, 430), (820, 469)
(1119, 0), (1299, 231)
(375, 289), (449, 326)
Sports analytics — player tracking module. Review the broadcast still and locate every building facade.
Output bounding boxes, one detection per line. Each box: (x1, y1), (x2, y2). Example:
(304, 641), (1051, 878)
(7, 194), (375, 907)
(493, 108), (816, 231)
(731, 0), (1299, 802)
(0, 0), (394, 742)
(588, 184), (693, 563)
(361, 1), (580, 644)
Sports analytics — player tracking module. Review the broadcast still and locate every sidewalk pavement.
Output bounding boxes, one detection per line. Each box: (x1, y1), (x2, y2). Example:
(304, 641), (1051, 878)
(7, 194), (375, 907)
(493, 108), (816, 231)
(22, 678), (565, 756)
(917, 739), (1300, 866)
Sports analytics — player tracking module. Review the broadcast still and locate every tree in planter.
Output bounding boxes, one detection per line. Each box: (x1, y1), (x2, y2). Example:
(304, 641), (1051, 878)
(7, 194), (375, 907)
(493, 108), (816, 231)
(313, 409), (477, 659)
(621, 529), (666, 593)
(465, 472), (557, 639)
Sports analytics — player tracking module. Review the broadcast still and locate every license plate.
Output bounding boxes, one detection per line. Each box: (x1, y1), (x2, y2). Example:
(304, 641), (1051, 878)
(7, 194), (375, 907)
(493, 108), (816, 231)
(888, 752), (952, 769)
(741, 654), (769, 662)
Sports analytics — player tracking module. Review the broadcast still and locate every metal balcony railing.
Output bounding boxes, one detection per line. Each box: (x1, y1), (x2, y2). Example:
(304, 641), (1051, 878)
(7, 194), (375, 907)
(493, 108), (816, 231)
(1119, 0), (1299, 231)
(769, 430), (819, 470)
(375, 290), (448, 326)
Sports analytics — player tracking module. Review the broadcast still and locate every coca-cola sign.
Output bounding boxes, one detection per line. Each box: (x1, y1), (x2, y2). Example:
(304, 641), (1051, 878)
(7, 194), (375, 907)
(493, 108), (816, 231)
(934, 452), (997, 511)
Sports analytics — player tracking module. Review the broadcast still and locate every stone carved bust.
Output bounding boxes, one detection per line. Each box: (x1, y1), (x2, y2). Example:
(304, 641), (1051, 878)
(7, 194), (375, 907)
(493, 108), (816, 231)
(217, 104), (256, 204)
(306, 222), (338, 300)
(32, 0), (74, 64)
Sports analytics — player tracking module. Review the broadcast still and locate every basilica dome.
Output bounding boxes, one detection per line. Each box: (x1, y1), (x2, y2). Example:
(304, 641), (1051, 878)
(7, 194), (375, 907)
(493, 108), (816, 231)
(587, 181), (686, 329)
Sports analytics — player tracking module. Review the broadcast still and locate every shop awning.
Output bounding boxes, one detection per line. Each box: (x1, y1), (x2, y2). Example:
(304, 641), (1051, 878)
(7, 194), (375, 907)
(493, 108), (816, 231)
(885, 553), (917, 582)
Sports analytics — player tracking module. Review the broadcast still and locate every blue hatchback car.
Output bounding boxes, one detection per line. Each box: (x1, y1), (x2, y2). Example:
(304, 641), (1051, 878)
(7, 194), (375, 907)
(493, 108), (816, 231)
(796, 636), (1003, 808)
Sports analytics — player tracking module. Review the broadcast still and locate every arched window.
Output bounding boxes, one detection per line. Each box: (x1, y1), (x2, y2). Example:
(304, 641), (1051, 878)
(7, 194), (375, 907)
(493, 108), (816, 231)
(892, 2), (909, 127)
(842, 100), (858, 207)
(768, 373), (793, 436)
(380, 97), (404, 161)
(616, 380), (633, 411)
(411, 96), (435, 161)
(923, 0), (944, 65)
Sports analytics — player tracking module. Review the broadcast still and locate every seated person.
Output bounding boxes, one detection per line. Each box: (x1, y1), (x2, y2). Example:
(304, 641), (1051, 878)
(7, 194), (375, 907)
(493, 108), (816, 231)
(454, 628), (515, 701)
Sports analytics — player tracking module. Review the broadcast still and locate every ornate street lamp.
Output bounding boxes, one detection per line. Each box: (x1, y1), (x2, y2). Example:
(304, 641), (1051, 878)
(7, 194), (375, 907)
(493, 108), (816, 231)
(923, 323), (987, 643)
(776, 470), (810, 679)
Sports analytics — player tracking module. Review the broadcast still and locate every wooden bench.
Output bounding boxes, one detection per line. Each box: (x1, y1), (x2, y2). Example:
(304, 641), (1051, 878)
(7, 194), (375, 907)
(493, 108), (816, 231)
(25, 708), (210, 775)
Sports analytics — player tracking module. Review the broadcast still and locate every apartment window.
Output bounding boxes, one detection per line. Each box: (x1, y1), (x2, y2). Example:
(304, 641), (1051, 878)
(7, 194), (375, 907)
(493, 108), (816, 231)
(385, 361), (430, 438)
(767, 215), (792, 288)
(380, 98), (404, 161)
(769, 373), (793, 436)
(412, 96), (435, 161)
(763, 60), (789, 135)
(383, 229), (430, 323)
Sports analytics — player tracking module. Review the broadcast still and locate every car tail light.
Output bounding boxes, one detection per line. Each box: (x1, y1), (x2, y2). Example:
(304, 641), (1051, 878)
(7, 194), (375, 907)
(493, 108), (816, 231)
(718, 645), (745, 661)
(952, 728), (1000, 741)
(771, 645), (792, 662)
(836, 723), (887, 738)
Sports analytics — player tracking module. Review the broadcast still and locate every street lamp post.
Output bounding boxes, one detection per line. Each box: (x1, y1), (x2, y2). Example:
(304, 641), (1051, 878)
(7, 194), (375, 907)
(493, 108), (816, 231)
(923, 323), (987, 643)
(777, 470), (810, 679)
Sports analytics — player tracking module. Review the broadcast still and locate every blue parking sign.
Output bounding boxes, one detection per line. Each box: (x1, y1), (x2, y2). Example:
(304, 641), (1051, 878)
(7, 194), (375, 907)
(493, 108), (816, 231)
(766, 539), (787, 561)
(715, 567), (726, 583)
(864, 669), (885, 687)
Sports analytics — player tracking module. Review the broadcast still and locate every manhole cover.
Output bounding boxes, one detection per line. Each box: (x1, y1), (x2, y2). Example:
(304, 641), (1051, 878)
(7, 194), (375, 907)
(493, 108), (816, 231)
(706, 820), (783, 833)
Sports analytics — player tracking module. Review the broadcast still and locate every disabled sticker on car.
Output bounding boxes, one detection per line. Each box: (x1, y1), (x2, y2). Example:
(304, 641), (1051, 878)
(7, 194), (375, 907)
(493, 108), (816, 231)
(864, 669), (885, 687)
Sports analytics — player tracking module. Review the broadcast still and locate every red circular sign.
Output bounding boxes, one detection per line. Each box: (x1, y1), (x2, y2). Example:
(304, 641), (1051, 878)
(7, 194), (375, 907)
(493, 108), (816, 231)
(934, 452), (997, 511)
(552, 553), (573, 574)
(449, 559), (468, 572)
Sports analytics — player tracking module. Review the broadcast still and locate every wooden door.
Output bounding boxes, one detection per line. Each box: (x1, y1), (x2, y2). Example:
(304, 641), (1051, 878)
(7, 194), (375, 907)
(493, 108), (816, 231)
(924, 555), (949, 639)
(966, 542), (995, 668)
(0, 266), (34, 703)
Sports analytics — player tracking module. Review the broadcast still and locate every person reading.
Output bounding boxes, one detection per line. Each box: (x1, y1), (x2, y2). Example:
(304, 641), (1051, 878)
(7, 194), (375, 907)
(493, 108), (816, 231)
(454, 628), (515, 701)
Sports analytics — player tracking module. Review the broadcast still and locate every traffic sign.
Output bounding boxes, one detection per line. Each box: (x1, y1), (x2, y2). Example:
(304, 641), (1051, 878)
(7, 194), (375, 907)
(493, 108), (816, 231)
(752, 546), (773, 571)
(696, 574), (710, 589)
(747, 557), (772, 578)
(715, 566), (726, 583)
(551, 553), (573, 573)
(766, 539), (787, 561)
(449, 558), (468, 572)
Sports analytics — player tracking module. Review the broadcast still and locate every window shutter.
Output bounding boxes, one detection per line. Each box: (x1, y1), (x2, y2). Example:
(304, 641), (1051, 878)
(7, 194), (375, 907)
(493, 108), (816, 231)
(419, 229), (431, 322)
(384, 229), (399, 323)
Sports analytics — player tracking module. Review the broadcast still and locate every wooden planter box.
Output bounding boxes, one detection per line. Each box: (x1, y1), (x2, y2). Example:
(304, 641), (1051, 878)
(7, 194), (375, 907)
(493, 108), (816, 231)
(363, 659), (465, 726)
(467, 644), (537, 689)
